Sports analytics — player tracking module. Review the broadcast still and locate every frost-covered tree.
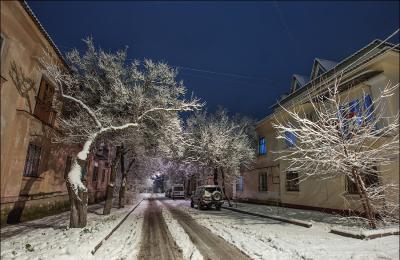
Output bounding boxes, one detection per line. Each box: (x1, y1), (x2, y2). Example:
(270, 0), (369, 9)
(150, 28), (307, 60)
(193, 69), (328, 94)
(273, 79), (399, 228)
(185, 109), (256, 206)
(40, 38), (202, 227)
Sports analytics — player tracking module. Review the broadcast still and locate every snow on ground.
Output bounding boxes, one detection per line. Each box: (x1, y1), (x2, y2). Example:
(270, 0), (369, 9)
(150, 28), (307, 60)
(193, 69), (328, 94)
(169, 199), (400, 260)
(1, 194), (147, 260)
(94, 199), (145, 259)
(225, 201), (398, 232)
(159, 200), (203, 260)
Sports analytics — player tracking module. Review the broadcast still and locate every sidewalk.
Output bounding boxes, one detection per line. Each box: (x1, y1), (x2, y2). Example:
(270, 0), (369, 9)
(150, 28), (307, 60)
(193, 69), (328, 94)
(0, 194), (144, 259)
(1, 203), (103, 240)
(225, 201), (398, 232)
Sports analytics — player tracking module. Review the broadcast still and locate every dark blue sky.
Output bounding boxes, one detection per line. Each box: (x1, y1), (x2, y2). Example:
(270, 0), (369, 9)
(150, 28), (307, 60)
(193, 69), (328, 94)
(28, 1), (399, 120)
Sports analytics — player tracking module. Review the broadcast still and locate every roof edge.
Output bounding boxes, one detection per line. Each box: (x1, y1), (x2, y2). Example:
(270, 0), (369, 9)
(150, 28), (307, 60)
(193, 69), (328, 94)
(19, 1), (68, 68)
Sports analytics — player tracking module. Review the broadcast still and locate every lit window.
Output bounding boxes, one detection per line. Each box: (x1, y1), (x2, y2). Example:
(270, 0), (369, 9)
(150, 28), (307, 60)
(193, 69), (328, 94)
(285, 131), (296, 148)
(258, 137), (266, 155)
(363, 94), (374, 123)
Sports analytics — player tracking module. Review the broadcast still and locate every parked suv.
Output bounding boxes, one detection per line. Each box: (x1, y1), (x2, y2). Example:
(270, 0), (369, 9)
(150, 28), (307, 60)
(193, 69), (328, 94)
(191, 185), (223, 210)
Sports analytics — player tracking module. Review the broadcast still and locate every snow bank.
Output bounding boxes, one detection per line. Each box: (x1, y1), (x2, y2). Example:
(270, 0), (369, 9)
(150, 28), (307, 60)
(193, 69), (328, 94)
(159, 201), (203, 260)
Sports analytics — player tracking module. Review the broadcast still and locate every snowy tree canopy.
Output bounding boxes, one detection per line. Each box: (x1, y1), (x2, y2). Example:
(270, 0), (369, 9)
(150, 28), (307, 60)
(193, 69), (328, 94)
(185, 108), (256, 176)
(40, 37), (202, 192)
(273, 78), (399, 227)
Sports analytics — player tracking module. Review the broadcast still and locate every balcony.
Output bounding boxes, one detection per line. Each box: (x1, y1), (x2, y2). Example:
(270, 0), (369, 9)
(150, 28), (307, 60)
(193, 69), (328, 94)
(33, 99), (57, 126)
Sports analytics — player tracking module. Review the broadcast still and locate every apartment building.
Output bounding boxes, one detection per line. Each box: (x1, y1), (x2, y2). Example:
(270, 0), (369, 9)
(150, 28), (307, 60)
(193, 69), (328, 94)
(236, 39), (399, 214)
(1, 1), (111, 224)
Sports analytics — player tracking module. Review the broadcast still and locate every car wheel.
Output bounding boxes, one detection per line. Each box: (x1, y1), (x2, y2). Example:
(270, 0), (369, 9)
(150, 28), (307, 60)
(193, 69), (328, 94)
(190, 200), (194, 208)
(216, 205), (221, 211)
(198, 201), (203, 210)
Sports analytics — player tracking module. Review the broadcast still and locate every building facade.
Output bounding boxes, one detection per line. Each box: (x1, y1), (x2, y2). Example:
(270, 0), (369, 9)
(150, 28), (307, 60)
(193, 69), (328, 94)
(1, 1), (111, 224)
(236, 40), (399, 214)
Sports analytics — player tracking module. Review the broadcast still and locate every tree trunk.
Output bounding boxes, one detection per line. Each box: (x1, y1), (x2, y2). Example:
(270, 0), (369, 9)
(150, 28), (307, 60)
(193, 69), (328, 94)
(213, 167), (218, 185)
(118, 144), (126, 208)
(66, 180), (88, 228)
(220, 168), (232, 207)
(351, 168), (376, 228)
(103, 146), (122, 215)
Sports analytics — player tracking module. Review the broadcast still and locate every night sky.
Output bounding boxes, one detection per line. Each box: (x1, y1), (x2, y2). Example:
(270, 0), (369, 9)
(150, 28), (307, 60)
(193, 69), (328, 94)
(27, 1), (399, 120)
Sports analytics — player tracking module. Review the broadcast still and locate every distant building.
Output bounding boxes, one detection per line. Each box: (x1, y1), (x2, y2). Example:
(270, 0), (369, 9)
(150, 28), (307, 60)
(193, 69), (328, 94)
(0, 1), (111, 224)
(235, 40), (399, 214)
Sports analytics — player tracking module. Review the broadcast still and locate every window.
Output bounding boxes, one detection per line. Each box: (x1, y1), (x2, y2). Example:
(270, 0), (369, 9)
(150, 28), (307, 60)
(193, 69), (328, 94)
(64, 156), (72, 179)
(102, 169), (106, 182)
(338, 94), (376, 138)
(347, 167), (379, 194)
(285, 131), (296, 148)
(258, 137), (266, 155)
(236, 176), (244, 192)
(92, 165), (99, 182)
(259, 172), (267, 191)
(34, 78), (56, 126)
(286, 171), (299, 191)
(346, 177), (358, 194)
(23, 143), (42, 177)
(307, 111), (317, 122)
(363, 94), (374, 123)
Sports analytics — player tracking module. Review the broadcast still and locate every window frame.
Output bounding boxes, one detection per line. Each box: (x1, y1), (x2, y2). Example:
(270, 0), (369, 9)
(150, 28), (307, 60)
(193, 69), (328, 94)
(258, 137), (266, 156)
(285, 131), (296, 148)
(236, 176), (244, 192)
(92, 165), (99, 182)
(23, 143), (42, 177)
(286, 171), (300, 192)
(259, 172), (268, 191)
(346, 166), (379, 195)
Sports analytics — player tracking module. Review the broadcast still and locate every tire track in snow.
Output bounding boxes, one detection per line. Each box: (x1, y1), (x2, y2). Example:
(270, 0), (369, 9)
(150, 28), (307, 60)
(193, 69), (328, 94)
(137, 198), (183, 260)
(161, 198), (251, 260)
(159, 200), (203, 260)
(173, 199), (308, 260)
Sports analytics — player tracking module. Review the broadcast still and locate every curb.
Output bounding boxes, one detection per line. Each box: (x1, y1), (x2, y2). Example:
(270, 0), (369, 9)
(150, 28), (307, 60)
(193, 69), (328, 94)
(221, 206), (312, 228)
(91, 199), (144, 255)
(330, 228), (400, 240)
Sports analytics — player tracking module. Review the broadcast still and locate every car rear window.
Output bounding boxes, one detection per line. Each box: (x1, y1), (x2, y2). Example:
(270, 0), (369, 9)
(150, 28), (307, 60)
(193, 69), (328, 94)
(173, 186), (184, 191)
(204, 187), (221, 193)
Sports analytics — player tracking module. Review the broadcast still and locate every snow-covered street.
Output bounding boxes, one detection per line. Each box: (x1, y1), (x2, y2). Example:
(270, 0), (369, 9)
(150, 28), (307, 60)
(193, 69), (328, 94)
(1, 194), (399, 260)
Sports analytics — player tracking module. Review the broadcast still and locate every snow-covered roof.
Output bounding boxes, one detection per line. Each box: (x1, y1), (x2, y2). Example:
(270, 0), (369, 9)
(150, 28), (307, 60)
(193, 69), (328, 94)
(316, 58), (338, 71)
(290, 74), (308, 93)
(20, 1), (68, 68)
(293, 74), (308, 86)
(259, 39), (399, 125)
(310, 58), (338, 80)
